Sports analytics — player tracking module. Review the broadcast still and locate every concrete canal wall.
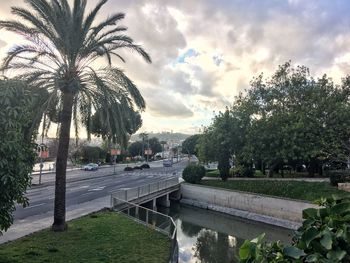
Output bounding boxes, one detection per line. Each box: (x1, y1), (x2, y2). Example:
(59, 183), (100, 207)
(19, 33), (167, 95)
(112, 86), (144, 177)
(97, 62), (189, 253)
(180, 184), (318, 230)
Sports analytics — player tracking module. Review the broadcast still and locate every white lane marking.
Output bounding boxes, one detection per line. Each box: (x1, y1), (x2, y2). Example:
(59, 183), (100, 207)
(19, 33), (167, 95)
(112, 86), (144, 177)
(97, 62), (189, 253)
(88, 186), (106, 191)
(24, 203), (46, 209)
(81, 192), (92, 196)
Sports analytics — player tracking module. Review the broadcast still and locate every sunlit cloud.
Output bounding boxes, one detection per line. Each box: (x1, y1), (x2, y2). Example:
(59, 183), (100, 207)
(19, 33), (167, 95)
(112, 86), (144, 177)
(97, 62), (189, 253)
(1, 0), (350, 135)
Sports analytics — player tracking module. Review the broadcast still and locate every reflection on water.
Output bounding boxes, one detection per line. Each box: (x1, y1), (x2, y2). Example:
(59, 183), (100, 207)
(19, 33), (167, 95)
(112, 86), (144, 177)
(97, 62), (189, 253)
(159, 203), (293, 263)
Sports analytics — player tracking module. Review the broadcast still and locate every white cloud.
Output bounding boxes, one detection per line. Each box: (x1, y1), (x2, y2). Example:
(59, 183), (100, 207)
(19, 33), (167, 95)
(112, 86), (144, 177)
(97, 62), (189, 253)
(1, 0), (350, 134)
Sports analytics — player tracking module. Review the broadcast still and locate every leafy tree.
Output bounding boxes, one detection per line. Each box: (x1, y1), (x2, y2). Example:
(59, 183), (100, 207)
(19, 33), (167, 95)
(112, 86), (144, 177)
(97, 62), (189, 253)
(181, 134), (201, 156)
(79, 146), (106, 163)
(242, 63), (350, 176)
(0, 0), (151, 231)
(90, 104), (142, 148)
(148, 137), (162, 155)
(128, 141), (143, 157)
(198, 62), (350, 178)
(197, 127), (218, 164)
(215, 110), (233, 180)
(0, 79), (43, 234)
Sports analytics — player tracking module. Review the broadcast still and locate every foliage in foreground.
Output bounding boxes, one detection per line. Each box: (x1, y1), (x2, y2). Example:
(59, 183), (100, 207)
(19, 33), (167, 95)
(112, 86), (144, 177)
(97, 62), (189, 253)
(0, 212), (170, 263)
(239, 196), (350, 262)
(183, 164), (206, 184)
(0, 79), (43, 234)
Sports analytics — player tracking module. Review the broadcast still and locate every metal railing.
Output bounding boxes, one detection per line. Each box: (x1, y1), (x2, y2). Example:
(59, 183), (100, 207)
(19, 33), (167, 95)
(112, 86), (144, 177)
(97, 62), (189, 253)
(112, 197), (178, 262)
(111, 177), (179, 203)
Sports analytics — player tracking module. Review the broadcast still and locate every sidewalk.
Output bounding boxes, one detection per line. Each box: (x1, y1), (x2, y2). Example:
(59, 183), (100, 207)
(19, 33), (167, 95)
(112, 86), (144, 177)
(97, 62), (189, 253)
(0, 196), (110, 244)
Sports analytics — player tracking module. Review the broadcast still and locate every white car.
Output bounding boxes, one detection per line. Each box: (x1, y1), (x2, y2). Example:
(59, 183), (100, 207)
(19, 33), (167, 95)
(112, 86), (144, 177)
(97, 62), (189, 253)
(84, 163), (98, 171)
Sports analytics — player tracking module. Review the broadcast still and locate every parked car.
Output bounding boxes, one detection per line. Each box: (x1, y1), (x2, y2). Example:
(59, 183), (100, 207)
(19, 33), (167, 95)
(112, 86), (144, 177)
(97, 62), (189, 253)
(84, 163), (99, 171)
(140, 163), (150, 169)
(163, 159), (173, 167)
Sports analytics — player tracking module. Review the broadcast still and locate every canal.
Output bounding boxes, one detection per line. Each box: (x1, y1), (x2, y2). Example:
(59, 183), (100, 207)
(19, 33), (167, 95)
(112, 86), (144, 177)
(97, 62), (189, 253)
(159, 203), (293, 263)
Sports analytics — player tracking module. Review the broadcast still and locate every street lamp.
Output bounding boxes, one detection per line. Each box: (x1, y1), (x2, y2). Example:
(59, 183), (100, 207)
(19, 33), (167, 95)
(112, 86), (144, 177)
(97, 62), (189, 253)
(37, 144), (48, 185)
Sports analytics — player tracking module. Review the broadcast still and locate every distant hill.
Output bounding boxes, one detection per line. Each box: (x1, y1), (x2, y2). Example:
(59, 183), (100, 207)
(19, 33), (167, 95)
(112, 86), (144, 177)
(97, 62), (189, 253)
(130, 132), (192, 144)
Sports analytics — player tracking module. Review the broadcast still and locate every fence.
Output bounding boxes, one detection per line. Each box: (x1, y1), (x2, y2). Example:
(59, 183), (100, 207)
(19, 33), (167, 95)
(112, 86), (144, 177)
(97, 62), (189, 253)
(111, 177), (179, 203)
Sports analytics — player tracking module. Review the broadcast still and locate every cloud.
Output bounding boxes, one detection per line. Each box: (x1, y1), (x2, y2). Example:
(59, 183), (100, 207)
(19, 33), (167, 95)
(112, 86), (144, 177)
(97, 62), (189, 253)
(0, 40), (5, 48)
(142, 87), (193, 118)
(1, 0), (350, 134)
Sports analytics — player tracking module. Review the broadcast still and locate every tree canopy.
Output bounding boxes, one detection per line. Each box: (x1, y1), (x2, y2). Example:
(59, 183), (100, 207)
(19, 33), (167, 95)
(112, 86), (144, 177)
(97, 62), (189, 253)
(181, 134), (201, 156)
(197, 62), (350, 178)
(0, 79), (42, 234)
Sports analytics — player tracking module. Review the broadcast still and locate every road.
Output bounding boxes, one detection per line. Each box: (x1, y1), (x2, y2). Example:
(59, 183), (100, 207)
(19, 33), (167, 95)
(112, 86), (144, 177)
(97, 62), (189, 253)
(14, 160), (187, 221)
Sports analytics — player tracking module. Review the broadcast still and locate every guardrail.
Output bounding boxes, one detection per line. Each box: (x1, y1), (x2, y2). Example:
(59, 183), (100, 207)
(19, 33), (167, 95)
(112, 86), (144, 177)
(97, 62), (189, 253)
(111, 177), (179, 203)
(112, 197), (178, 263)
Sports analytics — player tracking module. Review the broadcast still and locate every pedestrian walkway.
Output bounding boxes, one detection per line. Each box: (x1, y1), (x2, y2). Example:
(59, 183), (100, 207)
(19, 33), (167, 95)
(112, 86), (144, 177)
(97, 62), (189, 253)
(0, 196), (110, 244)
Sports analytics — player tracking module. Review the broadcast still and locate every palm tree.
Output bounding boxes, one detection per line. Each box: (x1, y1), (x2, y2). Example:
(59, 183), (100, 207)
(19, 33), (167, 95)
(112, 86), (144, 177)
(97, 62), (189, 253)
(138, 132), (148, 160)
(0, 0), (151, 231)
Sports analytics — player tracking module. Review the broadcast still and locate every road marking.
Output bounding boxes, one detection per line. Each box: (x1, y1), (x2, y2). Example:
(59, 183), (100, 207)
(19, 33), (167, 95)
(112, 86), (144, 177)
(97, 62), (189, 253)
(24, 203), (46, 209)
(88, 186), (106, 191)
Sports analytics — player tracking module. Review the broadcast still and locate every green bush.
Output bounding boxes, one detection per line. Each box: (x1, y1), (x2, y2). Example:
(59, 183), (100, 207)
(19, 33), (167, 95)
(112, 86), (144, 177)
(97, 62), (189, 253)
(232, 165), (255, 177)
(239, 195), (350, 262)
(182, 164), (206, 184)
(327, 170), (350, 186)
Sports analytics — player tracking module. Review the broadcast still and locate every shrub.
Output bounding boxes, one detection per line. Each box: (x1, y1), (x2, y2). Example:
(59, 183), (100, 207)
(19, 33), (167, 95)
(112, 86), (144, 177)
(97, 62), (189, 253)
(232, 165), (254, 177)
(182, 164), (206, 184)
(140, 163), (150, 169)
(327, 170), (350, 186)
(239, 195), (350, 262)
(133, 166), (142, 170)
(124, 166), (134, 172)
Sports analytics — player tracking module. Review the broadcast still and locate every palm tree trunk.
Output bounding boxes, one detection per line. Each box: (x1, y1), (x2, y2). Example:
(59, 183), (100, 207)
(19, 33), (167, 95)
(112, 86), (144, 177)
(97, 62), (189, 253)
(52, 91), (74, 231)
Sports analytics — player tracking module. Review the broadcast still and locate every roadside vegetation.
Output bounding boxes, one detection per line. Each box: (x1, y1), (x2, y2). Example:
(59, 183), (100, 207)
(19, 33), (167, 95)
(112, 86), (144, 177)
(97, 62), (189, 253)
(200, 180), (349, 202)
(0, 212), (170, 263)
(193, 62), (350, 180)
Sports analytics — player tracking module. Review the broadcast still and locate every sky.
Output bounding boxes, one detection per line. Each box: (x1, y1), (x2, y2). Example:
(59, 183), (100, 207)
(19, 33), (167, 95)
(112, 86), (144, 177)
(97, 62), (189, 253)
(1, 0), (350, 135)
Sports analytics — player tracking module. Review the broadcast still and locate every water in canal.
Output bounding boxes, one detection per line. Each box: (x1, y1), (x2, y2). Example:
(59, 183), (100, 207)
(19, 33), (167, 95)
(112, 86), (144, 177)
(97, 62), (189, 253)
(159, 203), (293, 263)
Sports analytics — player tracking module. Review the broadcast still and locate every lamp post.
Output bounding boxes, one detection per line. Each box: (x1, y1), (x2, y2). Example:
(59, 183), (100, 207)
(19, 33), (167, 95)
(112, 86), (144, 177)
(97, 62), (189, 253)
(37, 144), (47, 185)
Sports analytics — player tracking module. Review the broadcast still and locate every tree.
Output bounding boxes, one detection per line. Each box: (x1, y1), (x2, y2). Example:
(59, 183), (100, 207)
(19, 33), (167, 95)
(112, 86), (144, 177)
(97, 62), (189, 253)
(90, 104), (143, 148)
(138, 132), (148, 159)
(197, 62), (350, 178)
(182, 134), (201, 156)
(148, 137), (162, 156)
(0, 0), (151, 231)
(128, 141), (144, 157)
(0, 79), (44, 234)
(214, 110), (232, 180)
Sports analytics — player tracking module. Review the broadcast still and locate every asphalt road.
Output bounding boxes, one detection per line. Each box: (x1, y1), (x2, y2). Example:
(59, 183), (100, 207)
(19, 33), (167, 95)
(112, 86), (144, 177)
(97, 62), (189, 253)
(14, 160), (187, 221)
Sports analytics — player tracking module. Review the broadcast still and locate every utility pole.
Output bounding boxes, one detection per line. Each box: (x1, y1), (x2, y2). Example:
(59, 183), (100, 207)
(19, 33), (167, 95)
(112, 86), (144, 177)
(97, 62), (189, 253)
(146, 137), (149, 163)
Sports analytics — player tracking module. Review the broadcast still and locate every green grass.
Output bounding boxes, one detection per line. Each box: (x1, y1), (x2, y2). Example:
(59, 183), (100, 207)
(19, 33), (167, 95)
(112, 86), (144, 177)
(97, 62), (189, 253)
(205, 169), (326, 178)
(0, 212), (170, 263)
(200, 180), (350, 202)
(205, 169), (220, 177)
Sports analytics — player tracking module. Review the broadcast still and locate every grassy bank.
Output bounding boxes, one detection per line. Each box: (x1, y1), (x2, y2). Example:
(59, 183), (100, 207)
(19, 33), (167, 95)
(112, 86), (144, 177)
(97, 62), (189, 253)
(201, 180), (350, 202)
(0, 212), (170, 263)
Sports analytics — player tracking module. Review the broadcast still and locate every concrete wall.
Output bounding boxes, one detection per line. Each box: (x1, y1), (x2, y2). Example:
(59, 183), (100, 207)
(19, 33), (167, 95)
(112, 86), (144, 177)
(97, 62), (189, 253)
(181, 184), (317, 228)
